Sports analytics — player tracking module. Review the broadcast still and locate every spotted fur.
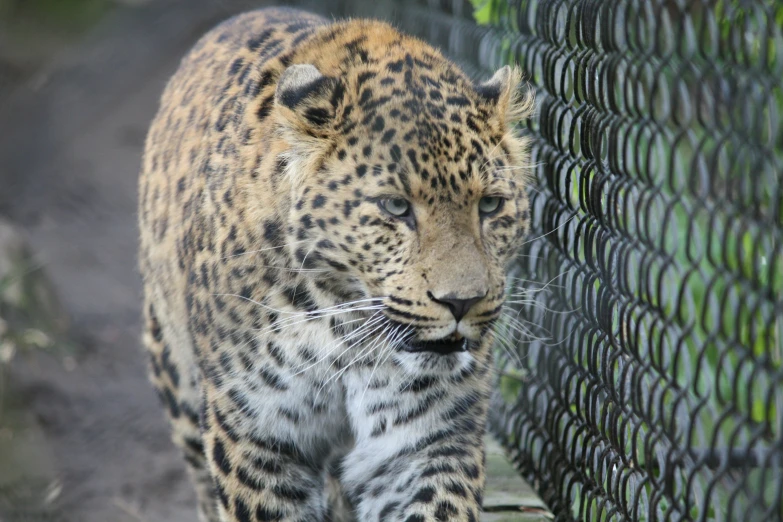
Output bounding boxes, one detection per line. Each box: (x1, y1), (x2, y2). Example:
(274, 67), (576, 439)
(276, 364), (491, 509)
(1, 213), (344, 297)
(139, 7), (532, 522)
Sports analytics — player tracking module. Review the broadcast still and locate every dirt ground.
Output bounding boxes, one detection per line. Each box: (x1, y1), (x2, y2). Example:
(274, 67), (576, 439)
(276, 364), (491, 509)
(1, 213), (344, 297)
(0, 2), (261, 520)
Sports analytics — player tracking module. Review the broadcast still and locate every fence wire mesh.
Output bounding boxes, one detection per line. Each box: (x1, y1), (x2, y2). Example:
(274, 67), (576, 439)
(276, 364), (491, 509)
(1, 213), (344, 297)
(429, 1), (783, 521)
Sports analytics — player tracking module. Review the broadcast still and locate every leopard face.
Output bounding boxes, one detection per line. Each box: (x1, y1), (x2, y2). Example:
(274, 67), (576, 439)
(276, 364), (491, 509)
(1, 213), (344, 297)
(272, 52), (532, 367)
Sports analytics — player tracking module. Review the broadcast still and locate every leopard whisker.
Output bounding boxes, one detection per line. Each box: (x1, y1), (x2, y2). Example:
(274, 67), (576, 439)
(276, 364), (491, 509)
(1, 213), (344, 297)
(315, 321), (389, 396)
(518, 215), (576, 248)
(357, 336), (395, 407)
(499, 320), (576, 350)
(476, 140), (509, 183)
(228, 265), (331, 273)
(493, 162), (543, 172)
(504, 301), (578, 315)
(493, 331), (529, 369)
(258, 305), (386, 334)
(331, 317), (399, 380)
(288, 311), (387, 377)
(219, 239), (309, 260)
(340, 327), (387, 376)
(358, 322), (411, 406)
(498, 311), (551, 343)
(290, 244), (317, 300)
(507, 270), (570, 292)
(215, 293), (383, 317)
(340, 314), (387, 346)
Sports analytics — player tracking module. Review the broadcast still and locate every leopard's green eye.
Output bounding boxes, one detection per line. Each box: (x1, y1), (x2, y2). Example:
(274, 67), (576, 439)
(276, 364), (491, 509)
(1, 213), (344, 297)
(479, 196), (503, 215)
(380, 197), (411, 217)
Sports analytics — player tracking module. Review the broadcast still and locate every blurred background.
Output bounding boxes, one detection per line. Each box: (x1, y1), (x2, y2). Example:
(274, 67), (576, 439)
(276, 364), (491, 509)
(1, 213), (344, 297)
(0, 0), (781, 521)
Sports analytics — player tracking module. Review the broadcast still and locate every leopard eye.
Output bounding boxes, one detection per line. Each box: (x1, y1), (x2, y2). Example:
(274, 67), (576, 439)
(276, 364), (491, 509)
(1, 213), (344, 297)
(380, 197), (411, 217)
(479, 196), (503, 216)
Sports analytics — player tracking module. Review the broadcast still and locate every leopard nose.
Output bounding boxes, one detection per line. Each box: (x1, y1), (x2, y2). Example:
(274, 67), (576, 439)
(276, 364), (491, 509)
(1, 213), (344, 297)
(428, 292), (486, 322)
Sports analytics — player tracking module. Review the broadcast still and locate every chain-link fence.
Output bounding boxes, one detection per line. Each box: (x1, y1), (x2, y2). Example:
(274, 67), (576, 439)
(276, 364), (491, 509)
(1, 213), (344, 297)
(461, 1), (783, 521)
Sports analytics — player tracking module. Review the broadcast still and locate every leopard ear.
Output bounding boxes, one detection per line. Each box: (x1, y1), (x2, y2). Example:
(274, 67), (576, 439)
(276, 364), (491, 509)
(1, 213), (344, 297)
(475, 65), (533, 125)
(274, 64), (341, 135)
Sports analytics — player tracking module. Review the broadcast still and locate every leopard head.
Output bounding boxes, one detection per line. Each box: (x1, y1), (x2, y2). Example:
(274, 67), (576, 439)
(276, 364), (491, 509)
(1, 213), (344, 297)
(272, 35), (533, 370)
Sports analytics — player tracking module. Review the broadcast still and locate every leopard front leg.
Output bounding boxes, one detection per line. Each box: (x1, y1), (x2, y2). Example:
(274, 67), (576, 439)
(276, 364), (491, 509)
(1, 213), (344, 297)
(199, 358), (346, 522)
(142, 300), (222, 521)
(341, 356), (493, 522)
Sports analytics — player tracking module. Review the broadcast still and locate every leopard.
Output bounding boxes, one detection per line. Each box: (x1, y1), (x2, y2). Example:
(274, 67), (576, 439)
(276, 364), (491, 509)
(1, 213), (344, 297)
(138, 6), (533, 522)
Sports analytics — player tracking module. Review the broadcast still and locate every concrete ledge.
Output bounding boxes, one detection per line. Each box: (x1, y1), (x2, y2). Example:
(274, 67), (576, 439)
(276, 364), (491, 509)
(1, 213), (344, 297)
(483, 436), (553, 521)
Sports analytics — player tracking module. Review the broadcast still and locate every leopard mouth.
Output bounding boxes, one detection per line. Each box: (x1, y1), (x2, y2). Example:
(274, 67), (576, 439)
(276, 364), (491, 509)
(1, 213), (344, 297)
(400, 333), (468, 355)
